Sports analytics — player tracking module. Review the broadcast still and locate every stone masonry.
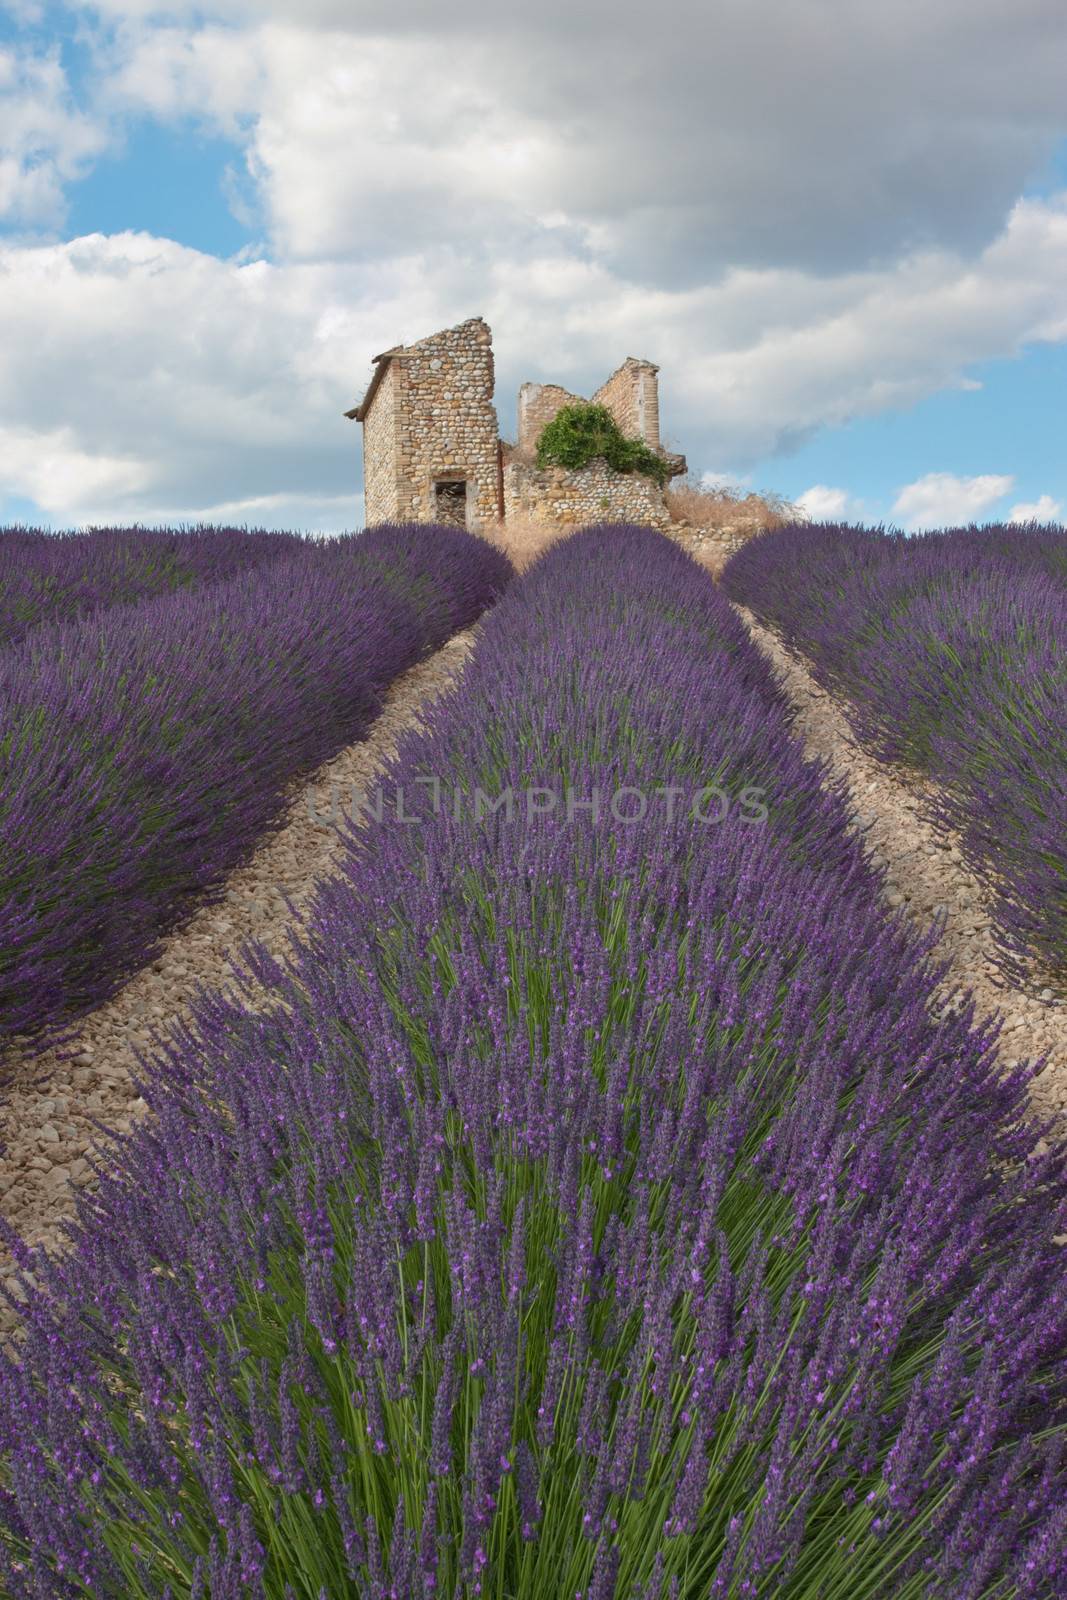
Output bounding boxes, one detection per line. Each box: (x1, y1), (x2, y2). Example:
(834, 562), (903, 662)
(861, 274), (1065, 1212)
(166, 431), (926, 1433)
(592, 357), (661, 450)
(502, 459), (673, 529)
(347, 317), (685, 532)
(515, 381), (584, 455)
(346, 317), (500, 530)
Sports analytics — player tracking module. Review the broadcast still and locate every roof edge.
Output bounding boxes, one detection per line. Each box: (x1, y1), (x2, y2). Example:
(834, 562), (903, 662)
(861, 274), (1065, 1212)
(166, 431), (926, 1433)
(345, 345), (405, 422)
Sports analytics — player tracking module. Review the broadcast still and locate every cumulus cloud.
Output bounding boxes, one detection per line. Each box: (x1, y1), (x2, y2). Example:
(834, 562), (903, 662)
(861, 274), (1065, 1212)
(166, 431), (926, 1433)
(0, 424), (150, 509)
(796, 485), (851, 520)
(1, 2), (1067, 523)
(0, 232), (397, 524)
(1007, 493), (1063, 523)
(892, 472), (1014, 531)
(3, 193), (1067, 526)
(86, 3), (1067, 280)
(483, 191), (1067, 468)
(0, 43), (108, 225)
(102, 24), (266, 139)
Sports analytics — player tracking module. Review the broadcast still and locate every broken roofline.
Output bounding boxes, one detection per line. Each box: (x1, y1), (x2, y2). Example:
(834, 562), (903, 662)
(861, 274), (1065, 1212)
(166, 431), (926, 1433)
(343, 345), (404, 423)
(343, 321), (666, 430)
(344, 316), (492, 422)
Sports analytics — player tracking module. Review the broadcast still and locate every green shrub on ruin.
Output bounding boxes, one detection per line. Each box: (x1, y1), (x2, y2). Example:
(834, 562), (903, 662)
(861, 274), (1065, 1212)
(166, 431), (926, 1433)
(535, 401), (670, 485)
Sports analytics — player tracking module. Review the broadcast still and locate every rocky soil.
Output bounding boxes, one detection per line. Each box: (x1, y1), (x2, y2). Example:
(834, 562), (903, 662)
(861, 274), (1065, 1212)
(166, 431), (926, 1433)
(739, 608), (1067, 1141)
(0, 628), (476, 1340)
(663, 521), (749, 579)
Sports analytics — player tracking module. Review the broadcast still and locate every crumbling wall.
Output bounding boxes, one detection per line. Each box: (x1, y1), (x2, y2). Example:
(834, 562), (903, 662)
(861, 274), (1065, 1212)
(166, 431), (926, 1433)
(503, 458), (672, 529)
(359, 316), (500, 530)
(592, 358), (661, 449)
(516, 382), (583, 455)
(356, 316), (682, 533)
(361, 360), (402, 524)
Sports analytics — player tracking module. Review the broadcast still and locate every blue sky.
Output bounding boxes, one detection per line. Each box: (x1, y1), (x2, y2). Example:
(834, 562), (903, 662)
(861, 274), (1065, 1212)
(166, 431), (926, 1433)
(66, 122), (255, 257)
(773, 340), (1067, 526)
(2, 0), (1066, 532)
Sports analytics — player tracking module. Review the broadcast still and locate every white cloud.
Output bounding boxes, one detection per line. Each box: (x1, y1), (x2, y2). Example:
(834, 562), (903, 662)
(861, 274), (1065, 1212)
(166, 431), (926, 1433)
(483, 192), (1067, 468)
(102, 24), (266, 139)
(100, 23), (574, 265)
(0, 424), (151, 510)
(2, 5), (1067, 524)
(1007, 493), (1063, 523)
(0, 44), (108, 226)
(700, 470), (751, 491)
(89, 4), (1067, 282)
(677, 193), (1067, 465)
(0, 232), (395, 523)
(51, 490), (361, 535)
(892, 472), (1014, 531)
(796, 485), (850, 520)
(4, 196), (1067, 528)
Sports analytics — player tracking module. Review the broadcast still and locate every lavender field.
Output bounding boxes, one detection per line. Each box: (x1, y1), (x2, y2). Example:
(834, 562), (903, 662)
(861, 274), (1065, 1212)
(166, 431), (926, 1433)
(0, 526), (308, 650)
(1, 525), (1063, 1597)
(723, 522), (1067, 988)
(0, 523), (512, 1050)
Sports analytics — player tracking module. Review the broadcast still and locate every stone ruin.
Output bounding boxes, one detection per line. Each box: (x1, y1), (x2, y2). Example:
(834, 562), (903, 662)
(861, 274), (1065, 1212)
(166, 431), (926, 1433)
(345, 316), (686, 532)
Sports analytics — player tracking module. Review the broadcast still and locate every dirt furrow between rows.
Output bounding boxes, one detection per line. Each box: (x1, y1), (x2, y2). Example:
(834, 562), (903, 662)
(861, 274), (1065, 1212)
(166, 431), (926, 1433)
(739, 606), (1067, 1138)
(0, 628), (477, 1334)
(6, 596), (1062, 1346)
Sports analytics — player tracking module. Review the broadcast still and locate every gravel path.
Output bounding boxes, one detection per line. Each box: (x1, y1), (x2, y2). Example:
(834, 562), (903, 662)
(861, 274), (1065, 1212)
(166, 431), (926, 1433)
(0, 628), (477, 1334)
(739, 607), (1067, 1139)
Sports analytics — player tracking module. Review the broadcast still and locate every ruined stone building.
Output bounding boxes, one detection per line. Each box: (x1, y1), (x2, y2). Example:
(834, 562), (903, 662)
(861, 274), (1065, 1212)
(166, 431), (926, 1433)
(346, 316), (685, 531)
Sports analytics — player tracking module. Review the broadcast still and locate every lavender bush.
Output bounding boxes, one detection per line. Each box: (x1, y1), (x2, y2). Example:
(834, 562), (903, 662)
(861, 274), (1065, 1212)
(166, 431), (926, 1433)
(0, 526), (308, 649)
(722, 520), (1067, 984)
(0, 525), (1063, 1597)
(0, 523), (512, 1048)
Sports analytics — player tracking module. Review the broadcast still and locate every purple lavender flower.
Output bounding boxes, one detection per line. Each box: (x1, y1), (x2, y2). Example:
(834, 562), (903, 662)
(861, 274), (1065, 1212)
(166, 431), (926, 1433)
(0, 523), (1063, 1598)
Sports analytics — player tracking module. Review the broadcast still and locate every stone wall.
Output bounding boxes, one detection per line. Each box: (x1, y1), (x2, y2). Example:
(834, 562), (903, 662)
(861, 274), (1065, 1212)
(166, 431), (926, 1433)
(361, 316), (500, 530)
(355, 316), (683, 534)
(361, 359), (401, 524)
(503, 457), (672, 529)
(516, 381), (583, 455)
(591, 358), (661, 449)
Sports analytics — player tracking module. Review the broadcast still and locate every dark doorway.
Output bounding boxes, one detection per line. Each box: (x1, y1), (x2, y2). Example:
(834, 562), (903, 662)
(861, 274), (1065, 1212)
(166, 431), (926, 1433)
(434, 479), (468, 528)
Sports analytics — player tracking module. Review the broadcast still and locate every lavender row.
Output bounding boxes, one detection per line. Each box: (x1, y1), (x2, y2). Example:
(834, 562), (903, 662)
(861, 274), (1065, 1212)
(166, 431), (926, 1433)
(722, 520), (1067, 984)
(0, 523), (513, 1049)
(0, 526), (310, 650)
(1, 524), (1063, 1597)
